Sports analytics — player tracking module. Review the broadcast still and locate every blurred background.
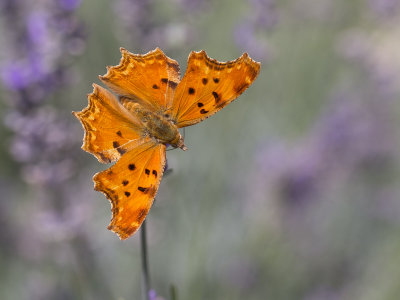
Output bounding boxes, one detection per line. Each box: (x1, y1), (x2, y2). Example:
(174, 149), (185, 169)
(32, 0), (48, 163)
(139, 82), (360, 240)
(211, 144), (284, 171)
(1, 0), (400, 299)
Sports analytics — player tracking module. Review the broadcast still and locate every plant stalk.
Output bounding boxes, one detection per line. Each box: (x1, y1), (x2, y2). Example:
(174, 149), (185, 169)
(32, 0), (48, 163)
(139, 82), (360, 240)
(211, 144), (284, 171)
(141, 219), (150, 300)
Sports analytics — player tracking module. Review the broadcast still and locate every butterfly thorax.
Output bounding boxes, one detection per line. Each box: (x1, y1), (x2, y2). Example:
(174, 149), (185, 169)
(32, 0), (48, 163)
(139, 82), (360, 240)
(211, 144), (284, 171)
(121, 99), (187, 150)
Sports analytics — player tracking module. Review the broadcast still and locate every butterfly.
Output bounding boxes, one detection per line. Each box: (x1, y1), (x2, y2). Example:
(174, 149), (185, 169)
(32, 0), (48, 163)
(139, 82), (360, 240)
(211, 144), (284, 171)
(73, 48), (260, 239)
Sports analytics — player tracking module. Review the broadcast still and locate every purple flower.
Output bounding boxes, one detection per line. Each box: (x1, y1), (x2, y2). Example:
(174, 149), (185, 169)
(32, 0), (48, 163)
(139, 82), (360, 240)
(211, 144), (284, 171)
(59, 0), (82, 11)
(368, 0), (400, 18)
(0, 0), (94, 277)
(253, 87), (396, 211)
(234, 0), (278, 62)
(27, 11), (48, 45)
(180, 0), (211, 12)
(249, 0), (278, 29)
(113, 0), (209, 52)
(0, 0), (87, 187)
(0, 0), (86, 107)
(148, 289), (166, 300)
(305, 287), (342, 300)
(1, 63), (31, 90)
(337, 27), (400, 99)
(148, 289), (157, 300)
(235, 21), (272, 62)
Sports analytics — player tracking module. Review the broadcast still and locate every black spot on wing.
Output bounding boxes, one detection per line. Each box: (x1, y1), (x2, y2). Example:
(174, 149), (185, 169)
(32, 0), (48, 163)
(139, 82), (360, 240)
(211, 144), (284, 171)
(122, 180), (129, 186)
(200, 109), (209, 114)
(138, 186), (149, 193)
(167, 61), (180, 74)
(145, 169), (150, 175)
(113, 141), (125, 155)
(117, 147), (126, 155)
(168, 81), (178, 89)
(161, 78), (178, 89)
(202, 78), (208, 85)
(212, 91), (221, 103)
(128, 164), (136, 170)
(99, 153), (111, 163)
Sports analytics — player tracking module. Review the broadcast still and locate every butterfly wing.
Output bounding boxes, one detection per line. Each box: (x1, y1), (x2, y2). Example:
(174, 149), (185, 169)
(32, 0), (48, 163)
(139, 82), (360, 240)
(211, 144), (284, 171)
(170, 51), (260, 127)
(93, 140), (166, 240)
(99, 48), (181, 111)
(73, 84), (143, 163)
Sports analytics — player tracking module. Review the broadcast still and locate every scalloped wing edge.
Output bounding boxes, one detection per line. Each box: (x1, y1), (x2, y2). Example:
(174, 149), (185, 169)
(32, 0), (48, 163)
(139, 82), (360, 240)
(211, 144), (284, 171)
(175, 50), (261, 127)
(98, 47), (181, 110)
(93, 143), (166, 240)
(73, 84), (117, 163)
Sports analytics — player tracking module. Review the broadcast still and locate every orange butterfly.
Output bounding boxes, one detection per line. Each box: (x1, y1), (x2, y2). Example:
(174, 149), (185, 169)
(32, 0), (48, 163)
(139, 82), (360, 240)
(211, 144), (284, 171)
(73, 48), (260, 239)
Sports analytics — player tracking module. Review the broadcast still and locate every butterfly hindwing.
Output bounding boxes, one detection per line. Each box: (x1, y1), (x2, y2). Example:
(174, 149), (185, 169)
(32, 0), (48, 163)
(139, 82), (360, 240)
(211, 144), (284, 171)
(100, 48), (181, 111)
(73, 84), (143, 163)
(93, 140), (166, 240)
(170, 50), (260, 127)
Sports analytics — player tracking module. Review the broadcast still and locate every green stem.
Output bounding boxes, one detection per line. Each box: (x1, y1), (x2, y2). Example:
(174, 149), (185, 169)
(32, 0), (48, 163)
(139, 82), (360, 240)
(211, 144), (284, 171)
(141, 219), (150, 300)
(170, 284), (178, 300)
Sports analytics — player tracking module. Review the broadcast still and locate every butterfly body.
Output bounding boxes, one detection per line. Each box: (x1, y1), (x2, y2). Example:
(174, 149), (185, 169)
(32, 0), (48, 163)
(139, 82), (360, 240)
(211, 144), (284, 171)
(120, 98), (186, 150)
(74, 48), (260, 239)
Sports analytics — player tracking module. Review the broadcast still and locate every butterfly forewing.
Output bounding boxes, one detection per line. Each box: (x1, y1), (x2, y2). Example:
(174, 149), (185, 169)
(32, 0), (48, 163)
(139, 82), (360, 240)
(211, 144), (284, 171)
(171, 50), (260, 127)
(73, 84), (143, 163)
(100, 48), (180, 111)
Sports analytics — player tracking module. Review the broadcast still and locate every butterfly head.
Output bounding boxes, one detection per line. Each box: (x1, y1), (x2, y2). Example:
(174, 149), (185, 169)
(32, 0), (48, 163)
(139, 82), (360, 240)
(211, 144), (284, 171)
(168, 130), (187, 151)
(175, 133), (187, 151)
(178, 141), (187, 151)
